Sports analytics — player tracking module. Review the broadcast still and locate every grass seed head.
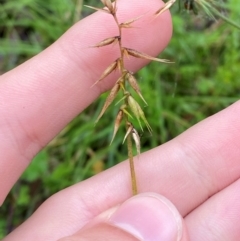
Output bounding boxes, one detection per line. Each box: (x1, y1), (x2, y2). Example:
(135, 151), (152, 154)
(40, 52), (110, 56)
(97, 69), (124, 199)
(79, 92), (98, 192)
(90, 36), (120, 48)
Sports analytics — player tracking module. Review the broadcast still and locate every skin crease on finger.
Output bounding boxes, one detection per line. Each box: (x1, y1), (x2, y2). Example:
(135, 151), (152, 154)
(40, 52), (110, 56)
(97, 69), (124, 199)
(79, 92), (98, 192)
(0, 0), (172, 205)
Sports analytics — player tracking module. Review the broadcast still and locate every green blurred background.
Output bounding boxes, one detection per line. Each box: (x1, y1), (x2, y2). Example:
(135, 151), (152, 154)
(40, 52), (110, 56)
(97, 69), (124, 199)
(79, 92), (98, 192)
(0, 0), (239, 238)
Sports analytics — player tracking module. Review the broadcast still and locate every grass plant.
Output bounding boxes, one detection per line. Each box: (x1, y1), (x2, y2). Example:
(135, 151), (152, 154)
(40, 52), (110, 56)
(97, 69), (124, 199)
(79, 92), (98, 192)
(85, 0), (173, 195)
(0, 0), (240, 238)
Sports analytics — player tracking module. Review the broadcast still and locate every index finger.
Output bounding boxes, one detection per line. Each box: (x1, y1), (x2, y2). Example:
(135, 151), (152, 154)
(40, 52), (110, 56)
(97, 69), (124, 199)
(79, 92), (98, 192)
(0, 0), (172, 205)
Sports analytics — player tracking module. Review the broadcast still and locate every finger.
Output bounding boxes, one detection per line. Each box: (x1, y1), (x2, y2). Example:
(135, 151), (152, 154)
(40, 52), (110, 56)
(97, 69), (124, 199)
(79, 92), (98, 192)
(185, 179), (240, 240)
(0, 0), (172, 204)
(4, 101), (240, 240)
(59, 193), (189, 241)
(136, 101), (240, 215)
(0, 193), (188, 241)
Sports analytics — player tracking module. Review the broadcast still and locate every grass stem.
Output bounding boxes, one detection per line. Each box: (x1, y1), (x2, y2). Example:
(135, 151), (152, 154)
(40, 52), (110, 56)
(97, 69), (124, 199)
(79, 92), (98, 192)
(127, 134), (138, 195)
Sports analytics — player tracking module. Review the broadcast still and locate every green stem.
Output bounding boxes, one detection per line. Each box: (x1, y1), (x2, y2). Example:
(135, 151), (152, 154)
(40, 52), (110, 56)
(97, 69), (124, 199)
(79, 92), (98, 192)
(127, 134), (138, 195)
(211, 7), (240, 30)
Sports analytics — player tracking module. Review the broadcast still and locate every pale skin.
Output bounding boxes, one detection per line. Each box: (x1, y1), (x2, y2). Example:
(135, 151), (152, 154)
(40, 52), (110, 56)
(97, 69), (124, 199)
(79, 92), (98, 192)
(1, 0), (240, 240)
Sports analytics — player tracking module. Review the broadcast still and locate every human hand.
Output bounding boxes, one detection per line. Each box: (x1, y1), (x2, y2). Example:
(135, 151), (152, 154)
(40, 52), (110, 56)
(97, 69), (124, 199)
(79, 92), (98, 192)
(1, 0), (240, 240)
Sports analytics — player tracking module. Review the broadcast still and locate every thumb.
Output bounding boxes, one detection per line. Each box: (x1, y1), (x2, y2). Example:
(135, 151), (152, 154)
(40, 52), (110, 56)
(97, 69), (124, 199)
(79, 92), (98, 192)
(58, 193), (189, 241)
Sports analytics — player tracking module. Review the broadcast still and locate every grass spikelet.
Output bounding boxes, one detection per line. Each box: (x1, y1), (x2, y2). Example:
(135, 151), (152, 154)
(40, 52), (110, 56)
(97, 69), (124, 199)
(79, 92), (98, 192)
(91, 59), (119, 87)
(90, 36), (120, 48)
(120, 14), (146, 28)
(101, 0), (115, 14)
(127, 72), (148, 105)
(123, 122), (133, 144)
(155, 0), (176, 17)
(132, 128), (141, 156)
(95, 83), (120, 123)
(127, 95), (152, 133)
(124, 48), (173, 63)
(84, 5), (110, 14)
(127, 95), (144, 131)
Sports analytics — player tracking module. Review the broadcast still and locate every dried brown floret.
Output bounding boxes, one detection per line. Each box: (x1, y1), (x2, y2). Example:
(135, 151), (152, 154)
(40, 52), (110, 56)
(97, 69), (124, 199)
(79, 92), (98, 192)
(132, 128), (141, 156)
(91, 59), (119, 87)
(84, 5), (110, 14)
(155, 0), (176, 17)
(123, 122), (133, 144)
(124, 48), (172, 63)
(90, 36), (120, 48)
(95, 83), (120, 123)
(120, 14), (145, 28)
(101, 0), (115, 15)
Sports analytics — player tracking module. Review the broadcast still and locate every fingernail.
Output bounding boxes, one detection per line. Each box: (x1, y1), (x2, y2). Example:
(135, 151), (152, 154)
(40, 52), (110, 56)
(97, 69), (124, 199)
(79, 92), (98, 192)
(108, 193), (183, 241)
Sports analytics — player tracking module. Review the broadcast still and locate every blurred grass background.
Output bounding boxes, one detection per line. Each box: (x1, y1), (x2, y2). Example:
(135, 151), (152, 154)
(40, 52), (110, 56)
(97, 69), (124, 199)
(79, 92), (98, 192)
(0, 0), (239, 237)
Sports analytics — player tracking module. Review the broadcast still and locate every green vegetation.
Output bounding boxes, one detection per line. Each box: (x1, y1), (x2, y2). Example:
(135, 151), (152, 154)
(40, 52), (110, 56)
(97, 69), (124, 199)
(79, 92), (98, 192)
(0, 0), (239, 238)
